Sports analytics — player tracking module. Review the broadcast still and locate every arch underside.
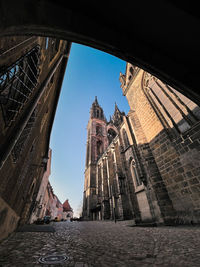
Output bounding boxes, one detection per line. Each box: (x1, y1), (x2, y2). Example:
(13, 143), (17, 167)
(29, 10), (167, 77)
(0, 1), (200, 104)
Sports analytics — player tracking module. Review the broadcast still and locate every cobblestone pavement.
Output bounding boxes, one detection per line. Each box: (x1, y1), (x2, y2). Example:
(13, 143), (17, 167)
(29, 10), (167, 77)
(0, 221), (200, 266)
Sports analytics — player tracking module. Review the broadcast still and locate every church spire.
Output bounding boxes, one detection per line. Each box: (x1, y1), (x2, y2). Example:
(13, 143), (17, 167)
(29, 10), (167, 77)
(95, 96), (98, 105)
(112, 103), (125, 127)
(90, 96), (106, 121)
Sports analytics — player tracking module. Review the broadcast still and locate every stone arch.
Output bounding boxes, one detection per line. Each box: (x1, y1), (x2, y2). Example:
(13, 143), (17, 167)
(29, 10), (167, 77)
(107, 125), (118, 144)
(107, 128), (117, 144)
(0, 1), (199, 103)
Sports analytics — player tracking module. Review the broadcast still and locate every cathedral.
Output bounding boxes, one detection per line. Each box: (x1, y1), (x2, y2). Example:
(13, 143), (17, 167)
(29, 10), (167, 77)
(82, 63), (200, 225)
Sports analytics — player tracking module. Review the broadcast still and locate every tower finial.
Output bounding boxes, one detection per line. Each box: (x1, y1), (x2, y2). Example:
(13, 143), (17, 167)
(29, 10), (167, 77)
(115, 102), (119, 111)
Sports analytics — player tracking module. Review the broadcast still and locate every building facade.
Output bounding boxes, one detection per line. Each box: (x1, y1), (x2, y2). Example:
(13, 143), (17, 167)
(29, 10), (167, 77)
(29, 148), (52, 224)
(0, 36), (71, 239)
(63, 199), (73, 220)
(83, 64), (200, 225)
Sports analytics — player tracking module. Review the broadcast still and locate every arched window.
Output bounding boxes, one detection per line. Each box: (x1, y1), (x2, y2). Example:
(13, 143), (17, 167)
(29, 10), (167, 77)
(107, 128), (117, 144)
(96, 109), (99, 118)
(129, 66), (134, 75)
(96, 125), (102, 135)
(122, 129), (130, 149)
(131, 160), (142, 187)
(97, 140), (103, 157)
(86, 141), (89, 167)
(142, 72), (200, 135)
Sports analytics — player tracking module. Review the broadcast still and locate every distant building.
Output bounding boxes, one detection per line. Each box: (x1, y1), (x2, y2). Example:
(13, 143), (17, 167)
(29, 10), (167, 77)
(29, 149), (52, 223)
(55, 195), (63, 221)
(63, 199), (73, 220)
(45, 182), (55, 218)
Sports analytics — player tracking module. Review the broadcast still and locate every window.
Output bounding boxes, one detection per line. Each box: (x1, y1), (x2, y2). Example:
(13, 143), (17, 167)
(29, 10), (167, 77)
(45, 37), (49, 50)
(118, 176), (125, 194)
(129, 66), (134, 75)
(122, 129), (130, 149)
(107, 128), (117, 144)
(142, 73), (200, 135)
(131, 160), (142, 187)
(96, 125), (102, 135)
(86, 141), (89, 167)
(97, 140), (103, 157)
(0, 46), (40, 127)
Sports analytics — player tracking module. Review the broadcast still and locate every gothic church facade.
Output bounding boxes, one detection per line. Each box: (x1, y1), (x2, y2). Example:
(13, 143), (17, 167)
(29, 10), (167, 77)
(83, 63), (200, 225)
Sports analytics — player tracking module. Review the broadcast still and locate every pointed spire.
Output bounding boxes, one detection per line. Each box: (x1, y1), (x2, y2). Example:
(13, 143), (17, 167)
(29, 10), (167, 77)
(93, 96), (99, 106)
(114, 102), (121, 115)
(114, 102), (120, 112)
(90, 96), (106, 121)
(112, 102), (124, 127)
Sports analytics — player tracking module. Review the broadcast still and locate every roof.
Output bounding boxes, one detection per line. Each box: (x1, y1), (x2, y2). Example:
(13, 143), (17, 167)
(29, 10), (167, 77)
(63, 199), (73, 212)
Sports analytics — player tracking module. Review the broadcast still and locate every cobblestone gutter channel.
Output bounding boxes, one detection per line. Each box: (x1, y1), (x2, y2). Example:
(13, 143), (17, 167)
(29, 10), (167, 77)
(0, 221), (200, 266)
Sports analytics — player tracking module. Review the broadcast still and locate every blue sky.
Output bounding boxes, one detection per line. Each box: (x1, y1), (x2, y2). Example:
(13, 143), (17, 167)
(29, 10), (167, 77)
(49, 43), (129, 217)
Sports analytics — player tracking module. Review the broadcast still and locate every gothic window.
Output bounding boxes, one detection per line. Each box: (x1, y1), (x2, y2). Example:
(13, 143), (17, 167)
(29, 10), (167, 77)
(0, 46), (40, 127)
(129, 66), (134, 75)
(107, 128), (117, 144)
(118, 176), (125, 194)
(122, 129), (130, 149)
(96, 109), (99, 118)
(131, 160), (142, 187)
(86, 141), (89, 167)
(143, 73), (200, 135)
(96, 125), (102, 135)
(97, 140), (103, 157)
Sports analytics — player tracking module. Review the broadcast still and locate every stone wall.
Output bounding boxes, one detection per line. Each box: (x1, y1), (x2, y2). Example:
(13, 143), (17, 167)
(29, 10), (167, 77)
(123, 67), (200, 224)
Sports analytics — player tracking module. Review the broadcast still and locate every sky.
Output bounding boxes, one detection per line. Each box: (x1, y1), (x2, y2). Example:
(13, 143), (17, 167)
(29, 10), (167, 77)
(49, 43), (129, 217)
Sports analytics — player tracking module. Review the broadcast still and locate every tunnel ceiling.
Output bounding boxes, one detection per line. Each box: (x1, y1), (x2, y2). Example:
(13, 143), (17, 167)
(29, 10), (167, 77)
(0, 0), (200, 103)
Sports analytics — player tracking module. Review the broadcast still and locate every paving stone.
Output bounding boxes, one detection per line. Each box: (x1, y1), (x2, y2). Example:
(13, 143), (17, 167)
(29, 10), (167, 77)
(16, 224), (55, 232)
(0, 221), (200, 266)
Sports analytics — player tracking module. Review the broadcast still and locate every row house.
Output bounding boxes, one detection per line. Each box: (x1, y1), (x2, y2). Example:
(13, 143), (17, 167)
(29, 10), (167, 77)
(0, 36), (71, 239)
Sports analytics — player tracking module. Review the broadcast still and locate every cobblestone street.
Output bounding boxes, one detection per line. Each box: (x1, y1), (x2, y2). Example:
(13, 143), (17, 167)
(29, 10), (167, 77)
(0, 221), (200, 266)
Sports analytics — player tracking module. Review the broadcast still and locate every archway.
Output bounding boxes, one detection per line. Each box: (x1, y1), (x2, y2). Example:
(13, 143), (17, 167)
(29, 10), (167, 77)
(0, 1), (200, 104)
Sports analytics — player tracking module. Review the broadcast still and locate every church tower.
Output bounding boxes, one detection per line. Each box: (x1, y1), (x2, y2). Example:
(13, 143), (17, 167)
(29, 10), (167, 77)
(112, 103), (125, 128)
(83, 97), (108, 219)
